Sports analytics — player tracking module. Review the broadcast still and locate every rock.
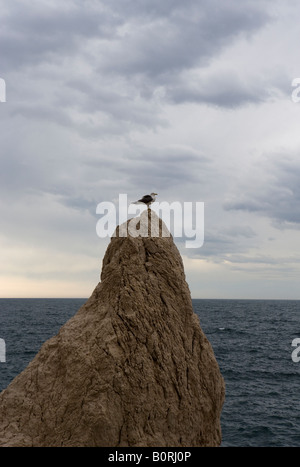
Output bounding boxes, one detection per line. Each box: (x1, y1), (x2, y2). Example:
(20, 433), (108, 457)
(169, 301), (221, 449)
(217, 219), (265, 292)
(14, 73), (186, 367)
(0, 209), (225, 447)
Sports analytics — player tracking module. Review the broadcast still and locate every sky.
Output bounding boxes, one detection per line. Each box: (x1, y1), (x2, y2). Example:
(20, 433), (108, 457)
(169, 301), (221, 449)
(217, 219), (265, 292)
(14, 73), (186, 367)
(1, 0), (300, 299)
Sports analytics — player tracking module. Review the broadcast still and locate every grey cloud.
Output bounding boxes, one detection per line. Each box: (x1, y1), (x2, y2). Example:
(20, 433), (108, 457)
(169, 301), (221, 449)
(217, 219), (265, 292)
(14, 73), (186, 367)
(195, 229), (256, 259)
(224, 254), (300, 265)
(62, 78), (167, 131)
(99, 0), (271, 79)
(94, 0), (275, 110)
(1, 0), (299, 300)
(224, 154), (300, 227)
(56, 145), (213, 216)
(58, 196), (99, 217)
(165, 70), (270, 108)
(0, 125), (213, 217)
(114, 146), (212, 192)
(0, 1), (118, 72)
(222, 225), (256, 238)
(10, 104), (73, 128)
(108, 0), (198, 18)
(0, 0), (276, 144)
(125, 146), (209, 165)
(174, 227), (255, 263)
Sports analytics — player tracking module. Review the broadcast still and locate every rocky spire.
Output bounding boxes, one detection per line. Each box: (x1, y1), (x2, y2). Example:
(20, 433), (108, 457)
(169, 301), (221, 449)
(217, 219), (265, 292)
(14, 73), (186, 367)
(0, 210), (225, 447)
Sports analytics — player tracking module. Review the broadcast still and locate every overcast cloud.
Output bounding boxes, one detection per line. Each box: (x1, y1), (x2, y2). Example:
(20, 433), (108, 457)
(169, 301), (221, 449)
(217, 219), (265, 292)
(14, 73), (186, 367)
(1, 0), (300, 298)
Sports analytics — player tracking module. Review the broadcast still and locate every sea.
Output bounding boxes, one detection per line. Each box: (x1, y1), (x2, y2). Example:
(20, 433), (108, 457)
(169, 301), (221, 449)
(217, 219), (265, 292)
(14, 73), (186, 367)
(0, 298), (300, 447)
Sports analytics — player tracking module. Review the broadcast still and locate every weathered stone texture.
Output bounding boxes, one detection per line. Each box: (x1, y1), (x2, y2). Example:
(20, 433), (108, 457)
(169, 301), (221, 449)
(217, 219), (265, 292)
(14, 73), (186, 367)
(0, 210), (225, 447)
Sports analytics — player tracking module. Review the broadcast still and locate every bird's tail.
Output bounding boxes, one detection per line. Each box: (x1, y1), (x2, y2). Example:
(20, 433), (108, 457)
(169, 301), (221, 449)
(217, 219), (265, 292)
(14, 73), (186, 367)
(131, 201), (144, 204)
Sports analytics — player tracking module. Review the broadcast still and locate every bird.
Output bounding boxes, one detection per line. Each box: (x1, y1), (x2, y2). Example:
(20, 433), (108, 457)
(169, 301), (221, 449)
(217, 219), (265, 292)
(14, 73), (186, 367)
(131, 192), (158, 208)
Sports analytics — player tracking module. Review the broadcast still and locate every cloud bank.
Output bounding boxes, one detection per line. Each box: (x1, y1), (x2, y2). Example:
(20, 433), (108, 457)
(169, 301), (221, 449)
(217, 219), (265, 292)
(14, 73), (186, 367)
(1, 0), (300, 298)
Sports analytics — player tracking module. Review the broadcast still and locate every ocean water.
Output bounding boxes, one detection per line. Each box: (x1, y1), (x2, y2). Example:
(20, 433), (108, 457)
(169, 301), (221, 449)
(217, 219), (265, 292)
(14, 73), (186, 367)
(0, 298), (300, 447)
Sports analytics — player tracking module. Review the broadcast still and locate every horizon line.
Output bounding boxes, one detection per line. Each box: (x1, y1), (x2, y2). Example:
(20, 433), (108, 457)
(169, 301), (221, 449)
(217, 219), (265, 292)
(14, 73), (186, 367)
(0, 297), (299, 301)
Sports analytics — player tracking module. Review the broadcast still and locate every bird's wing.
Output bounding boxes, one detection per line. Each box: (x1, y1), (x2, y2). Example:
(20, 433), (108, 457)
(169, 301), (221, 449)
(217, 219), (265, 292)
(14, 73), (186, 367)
(138, 195), (153, 204)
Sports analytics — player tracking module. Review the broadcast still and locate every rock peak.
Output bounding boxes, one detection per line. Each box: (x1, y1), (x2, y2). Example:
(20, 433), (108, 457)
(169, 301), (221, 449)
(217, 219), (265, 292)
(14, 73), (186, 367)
(0, 210), (225, 447)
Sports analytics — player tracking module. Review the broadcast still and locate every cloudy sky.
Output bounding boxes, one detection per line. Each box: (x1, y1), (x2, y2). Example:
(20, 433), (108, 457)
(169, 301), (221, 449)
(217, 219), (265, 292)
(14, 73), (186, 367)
(1, 0), (300, 299)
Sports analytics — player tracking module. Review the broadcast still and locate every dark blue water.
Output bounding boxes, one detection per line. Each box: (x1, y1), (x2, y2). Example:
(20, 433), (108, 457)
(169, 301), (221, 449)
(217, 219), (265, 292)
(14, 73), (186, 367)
(193, 299), (300, 447)
(0, 298), (300, 447)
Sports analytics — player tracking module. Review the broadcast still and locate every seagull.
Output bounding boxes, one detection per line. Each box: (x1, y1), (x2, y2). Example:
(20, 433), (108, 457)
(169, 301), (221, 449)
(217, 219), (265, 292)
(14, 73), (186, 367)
(131, 192), (158, 209)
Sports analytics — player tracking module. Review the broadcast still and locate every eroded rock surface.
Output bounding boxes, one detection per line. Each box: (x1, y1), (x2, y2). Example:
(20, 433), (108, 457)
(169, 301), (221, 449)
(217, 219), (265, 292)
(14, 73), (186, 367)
(0, 210), (225, 447)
